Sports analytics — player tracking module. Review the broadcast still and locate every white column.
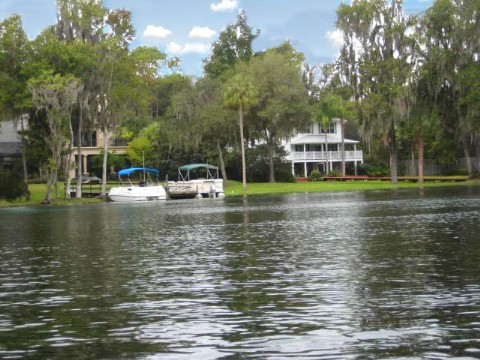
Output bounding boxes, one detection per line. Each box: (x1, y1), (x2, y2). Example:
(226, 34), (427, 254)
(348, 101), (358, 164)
(82, 155), (88, 175)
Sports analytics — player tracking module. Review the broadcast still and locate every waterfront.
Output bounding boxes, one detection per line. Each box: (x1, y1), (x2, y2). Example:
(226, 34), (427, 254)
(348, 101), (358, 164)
(0, 187), (479, 359)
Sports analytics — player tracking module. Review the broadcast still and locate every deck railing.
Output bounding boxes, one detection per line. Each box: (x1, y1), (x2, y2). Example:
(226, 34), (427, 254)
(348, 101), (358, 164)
(291, 150), (363, 161)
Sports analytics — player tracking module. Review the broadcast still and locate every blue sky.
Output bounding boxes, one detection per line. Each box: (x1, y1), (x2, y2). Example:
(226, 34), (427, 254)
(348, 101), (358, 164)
(1, 0), (432, 76)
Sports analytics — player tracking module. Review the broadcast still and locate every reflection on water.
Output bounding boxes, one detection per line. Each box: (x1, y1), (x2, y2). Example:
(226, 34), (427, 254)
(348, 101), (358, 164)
(1, 186), (480, 359)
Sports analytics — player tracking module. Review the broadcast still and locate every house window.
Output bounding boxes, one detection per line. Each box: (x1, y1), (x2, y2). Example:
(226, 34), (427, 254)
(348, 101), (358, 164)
(294, 145), (304, 152)
(297, 125), (311, 134)
(319, 123), (335, 134)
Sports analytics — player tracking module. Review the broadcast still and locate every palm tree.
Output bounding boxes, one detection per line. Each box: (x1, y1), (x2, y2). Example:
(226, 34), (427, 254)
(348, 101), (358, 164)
(315, 94), (353, 176)
(224, 74), (257, 191)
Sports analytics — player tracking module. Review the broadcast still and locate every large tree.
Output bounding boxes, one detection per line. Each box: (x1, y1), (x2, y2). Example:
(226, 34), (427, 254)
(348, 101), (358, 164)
(168, 77), (236, 184)
(54, 0), (138, 197)
(224, 74), (258, 191)
(336, 0), (416, 183)
(247, 42), (311, 182)
(28, 71), (81, 203)
(415, 0), (480, 177)
(0, 14), (31, 199)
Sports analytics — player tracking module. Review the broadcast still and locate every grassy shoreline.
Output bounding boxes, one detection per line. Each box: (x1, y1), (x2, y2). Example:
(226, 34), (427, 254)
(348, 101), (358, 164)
(1, 177), (479, 207)
(225, 178), (480, 196)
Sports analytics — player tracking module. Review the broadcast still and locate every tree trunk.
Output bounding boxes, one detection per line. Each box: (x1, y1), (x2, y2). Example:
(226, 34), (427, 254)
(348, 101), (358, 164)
(54, 166), (59, 201)
(20, 120), (30, 201)
(410, 150), (416, 176)
(324, 133), (329, 174)
(43, 168), (53, 204)
(101, 126), (109, 198)
(340, 119), (346, 176)
(389, 118), (398, 183)
(463, 142), (473, 177)
(217, 142), (228, 187)
(239, 108), (247, 192)
(417, 136), (424, 184)
(65, 121), (74, 199)
(268, 140), (275, 183)
(76, 104), (83, 198)
(475, 141), (480, 173)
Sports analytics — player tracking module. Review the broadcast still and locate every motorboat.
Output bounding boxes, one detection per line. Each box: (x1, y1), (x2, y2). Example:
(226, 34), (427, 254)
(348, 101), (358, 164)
(166, 163), (225, 199)
(107, 167), (167, 202)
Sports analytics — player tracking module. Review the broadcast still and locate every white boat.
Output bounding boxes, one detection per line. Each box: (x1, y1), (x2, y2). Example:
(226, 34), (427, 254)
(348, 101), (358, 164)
(108, 167), (167, 202)
(166, 163), (225, 199)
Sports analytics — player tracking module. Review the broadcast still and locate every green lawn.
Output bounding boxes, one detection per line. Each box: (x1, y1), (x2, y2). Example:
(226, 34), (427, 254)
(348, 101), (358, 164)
(1, 177), (479, 207)
(224, 178), (480, 197)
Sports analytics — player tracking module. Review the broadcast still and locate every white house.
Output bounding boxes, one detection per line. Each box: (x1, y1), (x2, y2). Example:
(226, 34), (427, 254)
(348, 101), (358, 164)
(284, 118), (363, 177)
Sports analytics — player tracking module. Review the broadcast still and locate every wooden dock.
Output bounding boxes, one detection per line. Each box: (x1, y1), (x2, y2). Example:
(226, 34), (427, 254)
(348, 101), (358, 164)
(322, 176), (469, 182)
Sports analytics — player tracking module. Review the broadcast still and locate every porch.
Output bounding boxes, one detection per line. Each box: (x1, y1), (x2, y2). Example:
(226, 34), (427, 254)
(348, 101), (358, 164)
(291, 150), (363, 162)
(291, 150), (364, 177)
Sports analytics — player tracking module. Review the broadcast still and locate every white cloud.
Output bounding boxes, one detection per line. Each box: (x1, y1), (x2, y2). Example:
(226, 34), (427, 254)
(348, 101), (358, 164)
(209, 0), (237, 12)
(189, 26), (216, 40)
(166, 42), (211, 55)
(143, 25), (172, 39)
(325, 29), (343, 48)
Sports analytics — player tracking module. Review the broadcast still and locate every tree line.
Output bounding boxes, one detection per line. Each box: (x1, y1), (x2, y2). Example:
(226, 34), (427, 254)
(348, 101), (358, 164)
(0, 0), (479, 203)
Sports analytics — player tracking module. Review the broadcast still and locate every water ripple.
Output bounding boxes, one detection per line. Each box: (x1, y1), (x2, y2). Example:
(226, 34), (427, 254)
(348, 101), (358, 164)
(0, 187), (479, 358)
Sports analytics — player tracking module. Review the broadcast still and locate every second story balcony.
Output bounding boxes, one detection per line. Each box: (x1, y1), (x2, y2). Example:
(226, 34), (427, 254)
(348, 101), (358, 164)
(291, 150), (363, 162)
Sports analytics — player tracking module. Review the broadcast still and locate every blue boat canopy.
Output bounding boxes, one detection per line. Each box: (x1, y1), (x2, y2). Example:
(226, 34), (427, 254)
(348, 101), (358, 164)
(118, 167), (160, 177)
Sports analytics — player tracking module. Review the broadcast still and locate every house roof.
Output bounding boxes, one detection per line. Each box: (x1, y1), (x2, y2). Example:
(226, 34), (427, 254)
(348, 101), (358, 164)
(290, 134), (359, 145)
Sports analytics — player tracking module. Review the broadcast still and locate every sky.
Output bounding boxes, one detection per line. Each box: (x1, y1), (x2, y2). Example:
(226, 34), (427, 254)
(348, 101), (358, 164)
(1, 0), (433, 77)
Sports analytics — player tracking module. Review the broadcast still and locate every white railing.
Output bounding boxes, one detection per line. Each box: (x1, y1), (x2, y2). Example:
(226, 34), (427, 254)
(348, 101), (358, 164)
(292, 150), (363, 161)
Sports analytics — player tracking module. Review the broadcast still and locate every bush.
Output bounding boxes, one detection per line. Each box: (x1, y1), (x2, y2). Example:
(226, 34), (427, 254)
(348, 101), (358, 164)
(445, 168), (468, 176)
(275, 168), (296, 183)
(308, 170), (322, 181)
(327, 169), (341, 177)
(358, 163), (389, 177)
(0, 167), (26, 202)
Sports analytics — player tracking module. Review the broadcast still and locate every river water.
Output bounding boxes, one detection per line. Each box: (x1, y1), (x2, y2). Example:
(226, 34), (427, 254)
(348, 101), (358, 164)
(0, 186), (479, 359)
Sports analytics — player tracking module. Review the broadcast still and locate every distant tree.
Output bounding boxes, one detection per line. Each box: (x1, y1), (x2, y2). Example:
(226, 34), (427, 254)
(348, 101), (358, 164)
(127, 136), (155, 167)
(203, 10), (259, 79)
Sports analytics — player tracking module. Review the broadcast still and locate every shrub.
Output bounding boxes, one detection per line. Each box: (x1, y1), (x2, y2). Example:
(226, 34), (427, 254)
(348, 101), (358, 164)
(327, 169), (341, 177)
(0, 167), (26, 202)
(358, 163), (389, 177)
(308, 170), (322, 181)
(446, 168), (468, 176)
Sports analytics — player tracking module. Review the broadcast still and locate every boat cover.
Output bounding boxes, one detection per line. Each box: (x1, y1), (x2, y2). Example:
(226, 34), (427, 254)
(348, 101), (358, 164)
(178, 163), (218, 171)
(118, 167), (160, 177)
